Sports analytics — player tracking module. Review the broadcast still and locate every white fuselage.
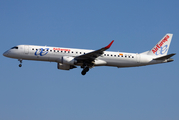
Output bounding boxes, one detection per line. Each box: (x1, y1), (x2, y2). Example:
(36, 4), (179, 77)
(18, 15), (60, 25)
(3, 45), (164, 68)
(3, 34), (175, 75)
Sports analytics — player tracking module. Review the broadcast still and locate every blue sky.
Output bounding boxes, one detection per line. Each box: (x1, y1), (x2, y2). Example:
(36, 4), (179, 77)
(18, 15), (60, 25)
(1, 0), (179, 120)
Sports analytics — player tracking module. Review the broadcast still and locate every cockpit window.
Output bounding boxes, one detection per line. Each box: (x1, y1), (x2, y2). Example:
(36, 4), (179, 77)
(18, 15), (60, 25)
(11, 46), (18, 49)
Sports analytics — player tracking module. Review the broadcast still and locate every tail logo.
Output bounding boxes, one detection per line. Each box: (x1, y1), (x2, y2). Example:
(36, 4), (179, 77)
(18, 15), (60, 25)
(155, 45), (168, 55)
(152, 35), (169, 55)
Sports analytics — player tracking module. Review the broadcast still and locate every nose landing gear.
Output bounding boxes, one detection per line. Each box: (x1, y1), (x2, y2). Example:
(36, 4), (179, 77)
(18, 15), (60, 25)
(18, 59), (22, 67)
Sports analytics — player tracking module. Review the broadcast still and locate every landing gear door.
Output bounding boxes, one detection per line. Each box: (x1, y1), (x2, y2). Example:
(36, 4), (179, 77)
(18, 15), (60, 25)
(24, 45), (29, 54)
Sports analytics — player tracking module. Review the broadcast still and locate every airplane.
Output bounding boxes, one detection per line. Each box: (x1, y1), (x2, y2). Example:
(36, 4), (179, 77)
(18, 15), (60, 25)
(3, 33), (176, 75)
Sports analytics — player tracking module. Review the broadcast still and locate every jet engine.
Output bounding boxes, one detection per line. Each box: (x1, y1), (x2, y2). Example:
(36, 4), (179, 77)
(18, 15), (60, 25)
(62, 56), (77, 65)
(57, 63), (76, 70)
(57, 63), (71, 70)
(57, 56), (77, 70)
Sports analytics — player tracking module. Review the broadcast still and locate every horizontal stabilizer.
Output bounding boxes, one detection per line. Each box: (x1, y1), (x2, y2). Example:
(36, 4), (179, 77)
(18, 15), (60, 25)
(153, 53), (176, 60)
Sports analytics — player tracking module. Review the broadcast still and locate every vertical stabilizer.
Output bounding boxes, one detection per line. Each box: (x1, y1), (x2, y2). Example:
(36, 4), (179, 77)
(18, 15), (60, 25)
(147, 33), (173, 57)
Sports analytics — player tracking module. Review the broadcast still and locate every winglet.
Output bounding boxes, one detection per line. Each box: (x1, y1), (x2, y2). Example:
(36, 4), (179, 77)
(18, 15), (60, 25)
(105, 40), (114, 49)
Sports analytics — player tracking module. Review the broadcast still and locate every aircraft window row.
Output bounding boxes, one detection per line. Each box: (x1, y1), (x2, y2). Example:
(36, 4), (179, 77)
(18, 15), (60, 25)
(31, 48), (86, 54)
(103, 54), (134, 58)
(31, 48), (134, 58)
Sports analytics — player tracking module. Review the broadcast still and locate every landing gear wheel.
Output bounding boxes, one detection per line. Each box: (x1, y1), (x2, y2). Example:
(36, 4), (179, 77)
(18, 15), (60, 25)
(18, 59), (22, 67)
(84, 67), (89, 72)
(81, 71), (86, 75)
(19, 64), (22, 67)
(81, 67), (89, 75)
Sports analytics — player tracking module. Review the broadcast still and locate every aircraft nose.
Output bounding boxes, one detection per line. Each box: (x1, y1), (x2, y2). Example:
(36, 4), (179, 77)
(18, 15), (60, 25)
(3, 51), (8, 57)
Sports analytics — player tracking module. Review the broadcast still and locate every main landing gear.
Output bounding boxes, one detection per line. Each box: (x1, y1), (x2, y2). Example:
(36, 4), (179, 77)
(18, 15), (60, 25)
(81, 67), (89, 75)
(18, 59), (22, 67)
(81, 62), (93, 75)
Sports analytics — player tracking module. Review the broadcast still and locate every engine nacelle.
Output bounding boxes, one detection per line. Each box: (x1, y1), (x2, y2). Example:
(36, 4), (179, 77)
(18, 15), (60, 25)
(57, 63), (71, 70)
(94, 59), (107, 66)
(62, 56), (76, 65)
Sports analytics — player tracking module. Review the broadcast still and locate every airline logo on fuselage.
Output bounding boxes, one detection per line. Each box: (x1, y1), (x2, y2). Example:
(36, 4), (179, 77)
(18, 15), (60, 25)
(35, 48), (49, 56)
(152, 35), (169, 55)
(53, 48), (70, 51)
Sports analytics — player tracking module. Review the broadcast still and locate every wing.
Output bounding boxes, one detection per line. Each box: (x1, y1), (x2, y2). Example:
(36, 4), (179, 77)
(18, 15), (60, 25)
(75, 40), (114, 61)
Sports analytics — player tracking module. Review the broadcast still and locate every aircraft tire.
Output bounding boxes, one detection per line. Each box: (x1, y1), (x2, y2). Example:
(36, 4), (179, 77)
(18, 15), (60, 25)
(84, 67), (89, 72)
(81, 66), (90, 75)
(81, 71), (86, 75)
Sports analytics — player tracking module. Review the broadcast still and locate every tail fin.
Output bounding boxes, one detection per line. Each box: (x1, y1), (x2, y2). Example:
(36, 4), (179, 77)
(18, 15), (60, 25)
(147, 33), (173, 57)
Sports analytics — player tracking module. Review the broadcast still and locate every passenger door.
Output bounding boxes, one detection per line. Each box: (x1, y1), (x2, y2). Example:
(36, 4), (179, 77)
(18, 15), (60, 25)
(24, 45), (29, 54)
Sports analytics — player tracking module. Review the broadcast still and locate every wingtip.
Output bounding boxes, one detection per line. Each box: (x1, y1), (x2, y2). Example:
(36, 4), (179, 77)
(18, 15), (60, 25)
(105, 40), (114, 49)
